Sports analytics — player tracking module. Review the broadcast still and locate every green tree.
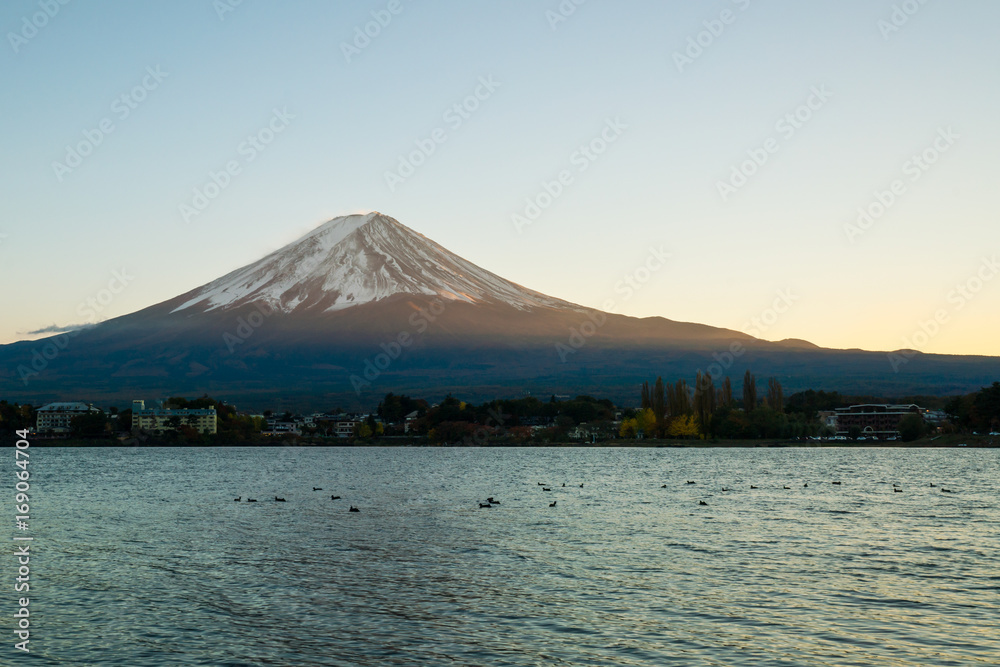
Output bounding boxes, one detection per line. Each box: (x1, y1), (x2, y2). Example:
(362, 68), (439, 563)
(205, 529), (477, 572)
(971, 381), (1000, 431)
(70, 411), (108, 438)
(898, 413), (926, 442)
(115, 409), (132, 432)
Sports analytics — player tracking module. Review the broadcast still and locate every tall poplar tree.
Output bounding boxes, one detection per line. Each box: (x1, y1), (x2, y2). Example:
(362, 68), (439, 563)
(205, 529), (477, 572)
(719, 376), (733, 408)
(694, 372), (716, 436)
(652, 376), (666, 438)
(766, 377), (784, 413)
(742, 370), (757, 411)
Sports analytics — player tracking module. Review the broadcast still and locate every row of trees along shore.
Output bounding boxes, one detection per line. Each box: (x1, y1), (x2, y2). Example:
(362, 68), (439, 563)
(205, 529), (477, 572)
(622, 371), (801, 440)
(2, 380), (998, 444)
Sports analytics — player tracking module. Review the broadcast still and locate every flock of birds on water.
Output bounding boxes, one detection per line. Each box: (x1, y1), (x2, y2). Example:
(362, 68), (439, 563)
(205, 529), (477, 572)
(234, 487), (358, 512)
(230, 479), (958, 512)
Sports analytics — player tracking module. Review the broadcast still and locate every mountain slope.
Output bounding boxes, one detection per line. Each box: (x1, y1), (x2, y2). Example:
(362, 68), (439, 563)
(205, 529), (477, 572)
(1, 211), (998, 410)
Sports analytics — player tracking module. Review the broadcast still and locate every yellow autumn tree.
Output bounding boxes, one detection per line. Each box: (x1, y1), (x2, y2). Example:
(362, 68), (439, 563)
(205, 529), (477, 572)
(635, 408), (656, 437)
(667, 414), (700, 439)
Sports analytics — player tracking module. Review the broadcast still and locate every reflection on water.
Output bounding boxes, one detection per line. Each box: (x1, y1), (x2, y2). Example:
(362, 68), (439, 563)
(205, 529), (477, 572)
(16, 447), (1000, 665)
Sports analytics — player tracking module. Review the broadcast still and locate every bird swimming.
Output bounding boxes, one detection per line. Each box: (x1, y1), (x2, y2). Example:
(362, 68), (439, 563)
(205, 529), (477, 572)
(275, 496), (285, 502)
(549, 500), (557, 507)
(686, 481), (696, 484)
(783, 486), (791, 490)
(699, 501), (708, 506)
(803, 483), (808, 488)
(487, 497), (499, 504)
(247, 498), (257, 502)
(832, 481), (842, 485)
(349, 506), (360, 512)
(543, 488), (551, 491)
(479, 503), (492, 508)
(750, 485), (758, 489)
(331, 495), (341, 500)
(313, 487), (322, 491)
(893, 488), (902, 493)
(234, 496), (241, 502)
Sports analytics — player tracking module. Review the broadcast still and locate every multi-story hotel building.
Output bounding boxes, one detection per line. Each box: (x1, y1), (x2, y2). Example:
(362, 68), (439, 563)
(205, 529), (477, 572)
(131, 400), (217, 435)
(36, 402), (102, 434)
(834, 404), (922, 438)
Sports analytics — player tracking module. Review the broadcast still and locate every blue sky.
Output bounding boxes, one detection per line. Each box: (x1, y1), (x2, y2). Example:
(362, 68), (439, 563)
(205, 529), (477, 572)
(2, 0), (999, 356)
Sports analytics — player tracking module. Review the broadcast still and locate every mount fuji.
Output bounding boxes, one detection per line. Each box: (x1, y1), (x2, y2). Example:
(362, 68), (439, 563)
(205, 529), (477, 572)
(2, 212), (998, 410)
(168, 212), (579, 315)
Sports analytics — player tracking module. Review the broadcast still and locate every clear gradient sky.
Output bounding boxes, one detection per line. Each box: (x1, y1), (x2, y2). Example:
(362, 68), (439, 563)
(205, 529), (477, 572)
(2, 0), (998, 355)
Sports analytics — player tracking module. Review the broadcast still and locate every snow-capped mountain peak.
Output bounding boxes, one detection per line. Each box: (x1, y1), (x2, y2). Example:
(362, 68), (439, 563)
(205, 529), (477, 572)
(170, 212), (580, 314)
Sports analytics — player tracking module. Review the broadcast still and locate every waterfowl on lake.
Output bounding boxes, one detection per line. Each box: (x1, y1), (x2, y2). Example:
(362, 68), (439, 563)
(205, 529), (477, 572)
(349, 506), (360, 512)
(487, 497), (499, 504)
(722, 488), (729, 492)
(247, 498), (257, 502)
(661, 484), (667, 488)
(941, 488), (953, 493)
(893, 488), (902, 493)
(579, 483), (584, 488)
(699, 501), (708, 506)
(549, 500), (557, 507)
(479, 503), (492, 508)
(686, 481), (696, 484)
(234, 496), (241, 502)
(331, 495), (341, 500)
(832, 481), (842, 485)
(543, 487), (551, 491)
(562, 483), (566, 487)
(275, 496), (285, 502)
(929, 483), (937, 487)
(803, 483), (808, 487)
(313, 487), (322, 491)
(783, 486), (791, 490)
(750, 485), (758, 489)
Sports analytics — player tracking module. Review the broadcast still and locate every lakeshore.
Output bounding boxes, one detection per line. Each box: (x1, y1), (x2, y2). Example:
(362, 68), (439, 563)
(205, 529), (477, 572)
(7, 433), (997, 448)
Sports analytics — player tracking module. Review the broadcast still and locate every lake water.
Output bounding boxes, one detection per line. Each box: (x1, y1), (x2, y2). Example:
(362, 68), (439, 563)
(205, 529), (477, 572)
(11, 446), (1000, 665)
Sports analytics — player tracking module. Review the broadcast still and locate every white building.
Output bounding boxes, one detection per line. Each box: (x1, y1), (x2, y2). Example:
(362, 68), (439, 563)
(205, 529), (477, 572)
(336, 420), (360, 438)
(36, 402), (101, 434)
(263, 420), (300, 436)
(131, 400), (217, 435)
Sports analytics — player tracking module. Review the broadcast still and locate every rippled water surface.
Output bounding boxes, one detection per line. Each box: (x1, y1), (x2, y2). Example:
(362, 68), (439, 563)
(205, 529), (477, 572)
(13, 446), (1000, 665)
